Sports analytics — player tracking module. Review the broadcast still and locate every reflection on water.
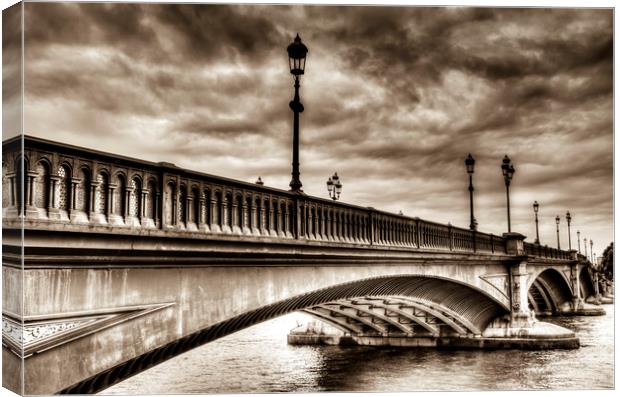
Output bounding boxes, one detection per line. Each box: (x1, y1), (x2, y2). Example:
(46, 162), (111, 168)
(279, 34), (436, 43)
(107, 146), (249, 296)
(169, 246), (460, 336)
(103, 305), (614, 394)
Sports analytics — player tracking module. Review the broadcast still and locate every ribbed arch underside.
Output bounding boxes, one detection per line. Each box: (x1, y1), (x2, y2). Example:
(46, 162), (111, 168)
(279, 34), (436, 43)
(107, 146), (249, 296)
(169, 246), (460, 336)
(61, 275), (507, 394)
(303, 294), (484, 337)
(528, 269), (573, 314)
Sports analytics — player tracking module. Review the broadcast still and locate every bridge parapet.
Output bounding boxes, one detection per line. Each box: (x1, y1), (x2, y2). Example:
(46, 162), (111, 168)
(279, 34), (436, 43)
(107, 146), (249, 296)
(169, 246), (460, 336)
(523, 241), (573, 260)
(1, 135), (570, 260)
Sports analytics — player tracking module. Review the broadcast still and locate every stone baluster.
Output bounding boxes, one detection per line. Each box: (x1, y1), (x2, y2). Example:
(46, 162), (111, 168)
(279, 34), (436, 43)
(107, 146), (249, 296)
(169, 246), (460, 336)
(275, 202), (282, 237)
(284, 204), (291, 237)
(210, 197), (219, 232)
(317, 208), (324, 240)
(186, 194), (193, 228)
(222, 196), (229, 232)
(335, 211), (340, 241)
(67, 177), (79, 221)
(198, 194), (206, 226)
(154, 191), (161, 228)
(313, 207), (319, 240)
(7, 174), (15, 208)
(47, 175), (61, 219)
(269, 202), (275, 236)
(107, 184), (116, 218)
(416, 220), (421, 248)
(259, 202), (266, 235)
(242, 201), (250, 234)
(89, 181), (98, 213)
(69, 178), (80, 212)
(308, 207), (314, 239)
(249, 199), (257, 234)
(141, 190), (147, 219)
(26, 172), (36, 208)
(125, 186), (133, 222)
(293, 198), (300, 239)
(25, 171), (38, 218)
(139, 189), (148, 227)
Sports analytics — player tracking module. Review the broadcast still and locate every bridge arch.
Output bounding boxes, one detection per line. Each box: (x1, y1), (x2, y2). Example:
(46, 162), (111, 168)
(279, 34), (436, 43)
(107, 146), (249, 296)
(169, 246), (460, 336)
(528, 268), (573, 315)
(61, 274), (507, 394)
(579, 266), (596, 300)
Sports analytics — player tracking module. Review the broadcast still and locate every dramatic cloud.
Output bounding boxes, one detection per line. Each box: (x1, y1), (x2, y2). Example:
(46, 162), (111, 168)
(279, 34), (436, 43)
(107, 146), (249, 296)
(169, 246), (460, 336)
(8, 2), (613, 255)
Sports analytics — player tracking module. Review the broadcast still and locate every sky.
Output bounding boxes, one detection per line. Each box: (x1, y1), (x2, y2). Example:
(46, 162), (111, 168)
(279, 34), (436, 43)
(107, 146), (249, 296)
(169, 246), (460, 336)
(1, 1), (613, 256)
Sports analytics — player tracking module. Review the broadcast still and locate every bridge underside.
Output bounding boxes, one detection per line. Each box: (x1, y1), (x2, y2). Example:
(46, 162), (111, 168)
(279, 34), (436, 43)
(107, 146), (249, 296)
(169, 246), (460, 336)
(303, 294), (484, 338)
(50, 274), (506, 394)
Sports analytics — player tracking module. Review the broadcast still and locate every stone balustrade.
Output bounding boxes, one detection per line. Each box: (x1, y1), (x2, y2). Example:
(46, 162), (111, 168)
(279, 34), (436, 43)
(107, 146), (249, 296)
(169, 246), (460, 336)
(1, 135), (575, 260)
(523, 241), (573, 260)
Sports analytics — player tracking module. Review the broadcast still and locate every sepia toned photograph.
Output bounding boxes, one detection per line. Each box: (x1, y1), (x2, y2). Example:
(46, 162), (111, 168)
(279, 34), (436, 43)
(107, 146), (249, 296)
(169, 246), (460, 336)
(1, 0), (614, 395)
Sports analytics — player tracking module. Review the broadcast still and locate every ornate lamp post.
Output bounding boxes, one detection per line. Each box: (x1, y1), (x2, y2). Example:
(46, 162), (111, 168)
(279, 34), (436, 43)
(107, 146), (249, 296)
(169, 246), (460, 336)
(577, 230), (581, 253)
(590, 239), (594, 262)
(287, 34), (308, 192)
(584, 238), (588, 259)
(555, 215), (561, 249)
(501, 155), (515, 232)
(533, 201), (540, 244)
(326, 172), (342, 200)
(465, 154), (476, 230)
(565, 211), (572, 251)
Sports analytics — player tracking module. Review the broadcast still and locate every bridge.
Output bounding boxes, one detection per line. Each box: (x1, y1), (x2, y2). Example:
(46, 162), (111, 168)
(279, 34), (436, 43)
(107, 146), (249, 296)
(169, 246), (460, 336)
(2, 135), (606, 395)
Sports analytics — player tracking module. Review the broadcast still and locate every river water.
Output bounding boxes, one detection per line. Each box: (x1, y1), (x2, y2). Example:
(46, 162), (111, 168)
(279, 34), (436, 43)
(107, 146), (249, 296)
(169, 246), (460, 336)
(103, 305), (614, 394)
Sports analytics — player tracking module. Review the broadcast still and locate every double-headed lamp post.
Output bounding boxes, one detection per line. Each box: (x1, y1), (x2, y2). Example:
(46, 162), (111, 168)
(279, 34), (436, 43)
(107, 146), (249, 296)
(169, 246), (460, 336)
(555, 215), (561, 249)
(533, 201), (540, 244)
(566, 211), (572, 251)
(465, 154), (476, 230)
(501, 155), (516, 232)
(326, 172), (342, 200)
(577, 230), (581, 253)
(287, 34), (308, 192)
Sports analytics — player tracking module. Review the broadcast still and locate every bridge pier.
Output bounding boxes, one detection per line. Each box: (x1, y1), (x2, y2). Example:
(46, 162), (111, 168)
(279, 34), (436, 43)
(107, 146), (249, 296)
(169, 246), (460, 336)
(479, 233), (580, 344)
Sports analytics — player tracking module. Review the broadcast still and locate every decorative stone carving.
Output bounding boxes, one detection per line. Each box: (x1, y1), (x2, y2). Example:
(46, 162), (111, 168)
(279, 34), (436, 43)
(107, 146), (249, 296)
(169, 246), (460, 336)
(2, 302), (174, 357)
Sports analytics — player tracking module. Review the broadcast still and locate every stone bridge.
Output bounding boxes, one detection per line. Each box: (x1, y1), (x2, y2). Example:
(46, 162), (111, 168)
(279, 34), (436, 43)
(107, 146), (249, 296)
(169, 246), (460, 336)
(1, 136), (605, 395)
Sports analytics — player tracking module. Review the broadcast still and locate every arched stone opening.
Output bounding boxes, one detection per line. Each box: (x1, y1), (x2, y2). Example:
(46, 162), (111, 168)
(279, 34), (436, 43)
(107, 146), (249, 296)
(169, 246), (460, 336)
(60, 275), (507, 395)
(528, 268), (573, 315)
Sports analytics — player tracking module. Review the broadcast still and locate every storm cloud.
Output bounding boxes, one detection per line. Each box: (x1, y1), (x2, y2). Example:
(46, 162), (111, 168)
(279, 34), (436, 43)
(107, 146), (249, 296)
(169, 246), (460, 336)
(6, 2), (613, 255)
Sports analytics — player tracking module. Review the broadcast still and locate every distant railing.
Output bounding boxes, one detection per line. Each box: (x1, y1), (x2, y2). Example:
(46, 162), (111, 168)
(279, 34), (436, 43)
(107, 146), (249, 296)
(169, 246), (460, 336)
(0, 136), (573, 260)
(524, 241), (573, 260)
